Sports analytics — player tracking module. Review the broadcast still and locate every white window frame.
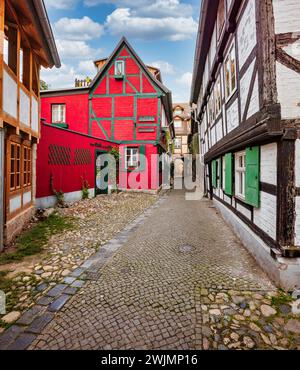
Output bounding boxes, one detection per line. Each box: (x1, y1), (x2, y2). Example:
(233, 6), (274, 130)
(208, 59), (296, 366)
(115, 60), (125, 77)
(224, 42), (237, 101)
(52, 104), (66, 124)
(126, 147), (139, 169)
(235, 151), (246, 200)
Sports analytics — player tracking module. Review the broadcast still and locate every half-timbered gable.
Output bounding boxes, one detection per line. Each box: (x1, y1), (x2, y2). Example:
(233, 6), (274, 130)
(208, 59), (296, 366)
(191, 0), (300, 289)
(89, 38), (172, 146)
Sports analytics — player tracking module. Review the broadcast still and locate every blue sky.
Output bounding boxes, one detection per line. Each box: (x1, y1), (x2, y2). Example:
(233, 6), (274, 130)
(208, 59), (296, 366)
(42, 0), (201, 103)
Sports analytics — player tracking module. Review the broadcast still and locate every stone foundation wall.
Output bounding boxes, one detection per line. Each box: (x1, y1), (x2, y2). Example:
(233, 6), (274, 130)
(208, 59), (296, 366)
(5, 206), (35, 246)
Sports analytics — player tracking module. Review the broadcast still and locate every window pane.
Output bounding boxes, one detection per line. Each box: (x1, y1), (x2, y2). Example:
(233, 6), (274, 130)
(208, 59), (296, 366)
(4, 37), (8, 65)
(11, 144), (15, 158)
(10, 174), (14, 189)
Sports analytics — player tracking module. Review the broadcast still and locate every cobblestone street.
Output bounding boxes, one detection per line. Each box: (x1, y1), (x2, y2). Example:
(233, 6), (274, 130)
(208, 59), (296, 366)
(2, 191), (300, 350)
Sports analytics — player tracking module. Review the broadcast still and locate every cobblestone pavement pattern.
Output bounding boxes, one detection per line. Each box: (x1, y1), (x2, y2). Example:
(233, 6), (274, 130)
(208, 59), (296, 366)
(5, 191), (300, 349)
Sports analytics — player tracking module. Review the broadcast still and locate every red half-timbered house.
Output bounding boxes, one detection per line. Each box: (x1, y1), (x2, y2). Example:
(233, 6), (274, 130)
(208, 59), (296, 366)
(36, 38), (173, 208)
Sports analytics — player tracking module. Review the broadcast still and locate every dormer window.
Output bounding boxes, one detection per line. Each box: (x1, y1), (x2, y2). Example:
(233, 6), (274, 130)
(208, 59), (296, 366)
(115, 60), (125, 79)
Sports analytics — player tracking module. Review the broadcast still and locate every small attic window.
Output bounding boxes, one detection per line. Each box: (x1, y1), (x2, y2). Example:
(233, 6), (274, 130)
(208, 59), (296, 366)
(115, 60), (125, 79)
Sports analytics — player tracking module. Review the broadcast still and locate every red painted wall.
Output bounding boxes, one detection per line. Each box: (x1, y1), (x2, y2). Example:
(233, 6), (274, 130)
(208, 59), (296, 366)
(90, 46), (161, 143)
(41, 93), (89, 134)
(118, 144), (160, 190)
(36, 122), (116, 198)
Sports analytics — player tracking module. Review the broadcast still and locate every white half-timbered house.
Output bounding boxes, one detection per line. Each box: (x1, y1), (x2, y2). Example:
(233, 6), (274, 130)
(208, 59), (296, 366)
(190, 0), (300, 289)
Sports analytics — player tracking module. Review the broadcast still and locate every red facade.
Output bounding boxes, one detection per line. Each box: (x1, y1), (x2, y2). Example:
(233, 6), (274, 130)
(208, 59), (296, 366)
(37, 38), (173, 202)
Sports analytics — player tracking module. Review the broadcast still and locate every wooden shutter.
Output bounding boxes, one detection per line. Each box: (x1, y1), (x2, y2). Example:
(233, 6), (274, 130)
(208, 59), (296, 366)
(212, 160), (217, 188)
(139, 145), (146, 171)
(225, 153), (233, 195)
(245, 146), (260, 208)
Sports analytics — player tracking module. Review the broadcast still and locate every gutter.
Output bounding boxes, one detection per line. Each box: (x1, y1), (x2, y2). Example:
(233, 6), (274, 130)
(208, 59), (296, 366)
(27, 0), (61, 68)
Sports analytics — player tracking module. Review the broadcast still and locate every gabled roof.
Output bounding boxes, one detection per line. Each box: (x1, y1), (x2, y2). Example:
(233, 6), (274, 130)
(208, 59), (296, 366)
(89, 37), (173, 122)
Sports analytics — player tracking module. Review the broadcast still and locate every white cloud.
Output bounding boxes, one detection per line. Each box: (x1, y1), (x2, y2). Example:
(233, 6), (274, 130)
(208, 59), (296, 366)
(54, 16), (104, 41)
(56, 39), (103, 60)
(105, 8), (197, 41)
(41, 63), (81, 89)
(150, 61), (175, 75)
(78, 60), (97, 76)
(45, 0), (79, 9)
(84, 0), (193, 18)
(175, 72), (192, 87)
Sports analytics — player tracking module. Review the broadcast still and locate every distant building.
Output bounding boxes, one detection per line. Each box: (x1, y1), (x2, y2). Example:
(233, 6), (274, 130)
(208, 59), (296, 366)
(172, 104), (191, 177)
(0, 0), (60, 250)
(190, 0), (300, 289)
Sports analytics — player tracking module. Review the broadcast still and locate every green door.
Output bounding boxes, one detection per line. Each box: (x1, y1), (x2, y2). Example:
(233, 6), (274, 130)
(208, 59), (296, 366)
(95, 150), (109, 195)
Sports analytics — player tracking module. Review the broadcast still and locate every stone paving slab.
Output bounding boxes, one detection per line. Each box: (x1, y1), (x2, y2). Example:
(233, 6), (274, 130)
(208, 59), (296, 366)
(1, 190), (299, 350)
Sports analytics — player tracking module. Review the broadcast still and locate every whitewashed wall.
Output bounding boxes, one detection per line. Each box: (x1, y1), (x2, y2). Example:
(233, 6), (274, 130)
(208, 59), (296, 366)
(273, 0), (300, 33)
(3, 70), (17, 119)
(237, 0), (257, 68)
(296, 139), (300, 188)
(276, 62), (300, 119)
(226, 99), (239, 133)
(260, 143), (277, 185)
(253, 192), (277, 240)
(20, 89), (30, 127)
(31, 97), (39, 133)
(273, 0), (300, 119)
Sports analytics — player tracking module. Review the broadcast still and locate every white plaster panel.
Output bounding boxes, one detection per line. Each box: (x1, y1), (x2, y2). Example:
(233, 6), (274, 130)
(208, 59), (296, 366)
(20, 89), (30, 126)
(23, 191), (32, 205)
(273, 0), (300, 33)
(31, 97), (39, 132)
(253, 192), (277, 240)
(237, 0), (257, 68)
(240, 59), (256, 118)
(3, 70), (17, 119)
(216, 119), (223, 143)
(10, 195), (22, 213)
(276, 62), (300, 119)
(236, 202), (252, 220)
(260, 143), (277, 186)
(226, 99), (239, 133)
(247, 74), (259, 119)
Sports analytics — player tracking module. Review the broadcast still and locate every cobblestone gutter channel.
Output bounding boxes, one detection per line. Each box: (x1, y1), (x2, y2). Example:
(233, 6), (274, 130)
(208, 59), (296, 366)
(0, 194), (166, 350)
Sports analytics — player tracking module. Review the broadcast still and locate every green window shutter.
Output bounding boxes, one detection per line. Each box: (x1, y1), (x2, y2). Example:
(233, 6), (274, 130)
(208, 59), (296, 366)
(245, 146), (260, 208)
(225, 153), (233, 195)
(212, 160), (217, 188)
(139, 145), (146, 171)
